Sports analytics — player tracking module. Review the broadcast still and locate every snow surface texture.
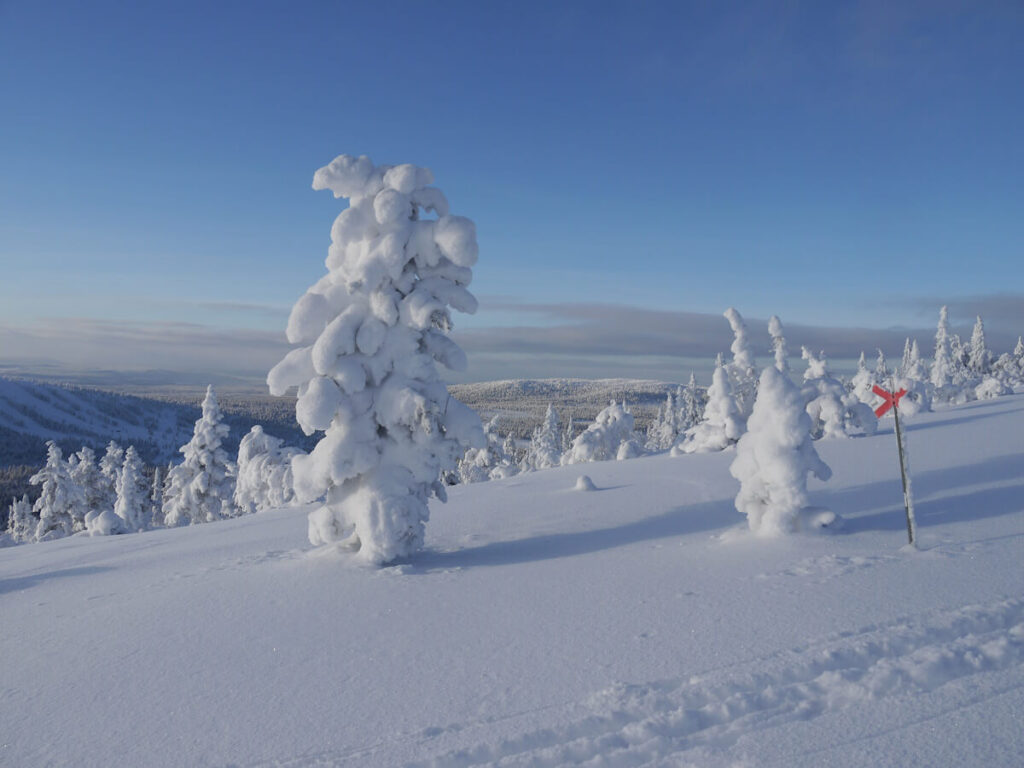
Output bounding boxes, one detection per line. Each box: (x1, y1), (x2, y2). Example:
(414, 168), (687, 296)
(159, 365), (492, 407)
(269, 155), (484, 564)
(2, 395), (1023, 767)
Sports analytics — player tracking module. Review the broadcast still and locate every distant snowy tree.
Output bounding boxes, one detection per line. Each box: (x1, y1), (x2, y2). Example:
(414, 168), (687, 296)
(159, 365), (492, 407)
(646, 393), (678, 452)
(525, 404), (561, 471)
(724, 308), (757, 419)
(968, 316), (991, 376)
(234, 426), (301, 515)
(677, 354), (743, 454)
(849, 352), (875, 404)
(802, 347), (877, 439)
(163, 386), (236, 527)
(114, 446), (150, 532)
(31, 442), (84, 541)
(874, 349), (889, 381)
(730, 365), (833, 536)
(678, 372), (703, 433)
(98, 442), (124, 513)
(6, 495), (35, 544)
(562, 415), (575, 454)
(931, 305), (954, 393)
(768, 315), (789, 373)
(949, 333), (971, 388)
(975, 376), (1011, 400)
(150, 467), (164, 528)
(458, 416), (516, 482)
(69, 446), (104, 525)
(563, 401), (642, 464)
(267, 155), (484, 565)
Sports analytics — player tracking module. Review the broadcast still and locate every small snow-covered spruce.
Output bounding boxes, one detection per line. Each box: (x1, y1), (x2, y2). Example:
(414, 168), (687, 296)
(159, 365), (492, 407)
(31, 441), (85, 541)
(730, 365), (833, 536)
(458, 417), (517, 483)
(6, 495), (35, 544)
(678, 372), (703, 433)
(162, 385), (236, 527)
(114, 446), (150, 532)
(562, 401), (642, 464)
(899, 338), (913, 377)
(768, 315), (789, 373)
(562, 415), (575, 454)
(268, 155), (484, 565)
(676, 354), (743, 454)
(150, 467), (164, 527)
(98, 441), (124, 513)
(874, 349), (889, 381)
(723, 308), (757, 419)
(646, 393), (678, 452)
(525, 404), (561, 471)
(802, 347), (877, 439)
(931, 305), (954, 394)
(849, 351), (875, 404)
(968, 316), (991, 376)
(234, 426), (302, 515)
(69, 447), (104, 528)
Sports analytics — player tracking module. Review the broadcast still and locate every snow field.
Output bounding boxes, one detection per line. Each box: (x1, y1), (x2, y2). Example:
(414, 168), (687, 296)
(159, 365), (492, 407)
(1, 395), (1022, 767)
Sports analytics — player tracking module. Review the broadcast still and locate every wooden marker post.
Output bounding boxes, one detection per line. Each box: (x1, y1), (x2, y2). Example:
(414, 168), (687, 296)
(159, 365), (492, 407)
(872, 384), (916, 546)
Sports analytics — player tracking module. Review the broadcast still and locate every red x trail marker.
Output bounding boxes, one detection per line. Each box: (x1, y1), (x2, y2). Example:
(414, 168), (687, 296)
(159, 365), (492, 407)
(872, 384), (907, 418)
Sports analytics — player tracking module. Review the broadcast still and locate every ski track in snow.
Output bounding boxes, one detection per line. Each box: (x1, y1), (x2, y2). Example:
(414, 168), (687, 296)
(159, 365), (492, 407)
(246, 598), (1024, 768)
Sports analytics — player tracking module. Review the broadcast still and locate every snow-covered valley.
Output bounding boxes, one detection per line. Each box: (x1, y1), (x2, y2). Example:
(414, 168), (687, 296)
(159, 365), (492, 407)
(2, 394), (1022, 767)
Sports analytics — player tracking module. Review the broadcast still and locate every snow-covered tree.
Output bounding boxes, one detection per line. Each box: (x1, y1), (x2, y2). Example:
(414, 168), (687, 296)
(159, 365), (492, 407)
(647, 392), (679, 452)
(677, 354), (744, 454)
(968, 316), (991, 376)
(768, 315), (789, 373)
(931, 305), (955, 394)
(98, 442), (124, 513)
(234, 425), (301, 515)
(525, 404), (561, 471)
(267, 155), (484, 564)
(163, 386), (236, 527)
(874, 349), (889, 381)
(68, 446), (104, 527)
(849, 351), (875, 404)
(6, 495), (35, 544)
(899, 338), (912, 377)
(802, 347), (877, 439)
(112, 446), (150, 532)
(562, 415), (575, 454)
(31, 442), (84, 541)
(730, 365), (833, 536)
(150, 467), (164, 528)
(458, 416), (516, 482)
(678, 372), (703, 433)
(563, 401), (642, 464)
(723, 308), (757, 419)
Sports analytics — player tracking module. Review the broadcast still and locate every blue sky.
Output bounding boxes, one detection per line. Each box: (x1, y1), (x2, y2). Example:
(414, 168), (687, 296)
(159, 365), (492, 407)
(1, 0), (1022, 386)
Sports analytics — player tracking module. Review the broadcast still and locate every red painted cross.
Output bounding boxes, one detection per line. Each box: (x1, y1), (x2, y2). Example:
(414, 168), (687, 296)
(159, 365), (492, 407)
(872, 384), (908, 418)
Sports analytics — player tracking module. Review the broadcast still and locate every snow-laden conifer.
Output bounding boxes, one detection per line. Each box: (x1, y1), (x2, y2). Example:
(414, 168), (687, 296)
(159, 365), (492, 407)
(931, 306), (954, 394)
(525, 404), (561, 471)
(267, 155), (484, 564)
(849, 352), (875, 405)
(563, 401), (642, 464)
(768, 315), (789, 373)
(31, 442), (84, 541)
(163, 386), (235, 527)
(802, 348), (877, 438)
(723, 308), (757, 419)
(6, 495), (35, 544)
(150, 467), (164, 528)
(677, 354), (743, 454)
(234, 426), (301, 515)
(114, 446), (150, 532)
(968, 316), (991, 376)
(678, 372), (703, 433)
(98, 442), (124, 513)
(458, 416), (517, 482)
(69, 446), (104, 526)
(562, 415), (575, 454)
(730, 365), (833, 536)
(646, 393), (679, 452)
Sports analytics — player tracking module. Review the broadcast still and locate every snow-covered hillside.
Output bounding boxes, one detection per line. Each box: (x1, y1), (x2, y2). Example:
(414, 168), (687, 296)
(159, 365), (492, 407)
(2, 395), (1022, 767)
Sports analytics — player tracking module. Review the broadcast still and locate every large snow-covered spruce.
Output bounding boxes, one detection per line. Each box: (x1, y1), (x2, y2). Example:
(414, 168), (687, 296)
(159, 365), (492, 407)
(268, 155), (484, 565)
(162, 386), (236, 527)
(30, 441), (84, 542)
(234, 426), (301, 515)
(730, 365), (832, 536)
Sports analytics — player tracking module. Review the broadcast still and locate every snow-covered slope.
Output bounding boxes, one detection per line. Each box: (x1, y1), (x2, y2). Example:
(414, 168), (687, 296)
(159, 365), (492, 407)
(2, 396), (1022, 767)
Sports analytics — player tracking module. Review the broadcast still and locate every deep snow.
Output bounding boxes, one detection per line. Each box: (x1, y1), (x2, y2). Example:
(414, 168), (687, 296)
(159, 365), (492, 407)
(2, 395), (1022, 767)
